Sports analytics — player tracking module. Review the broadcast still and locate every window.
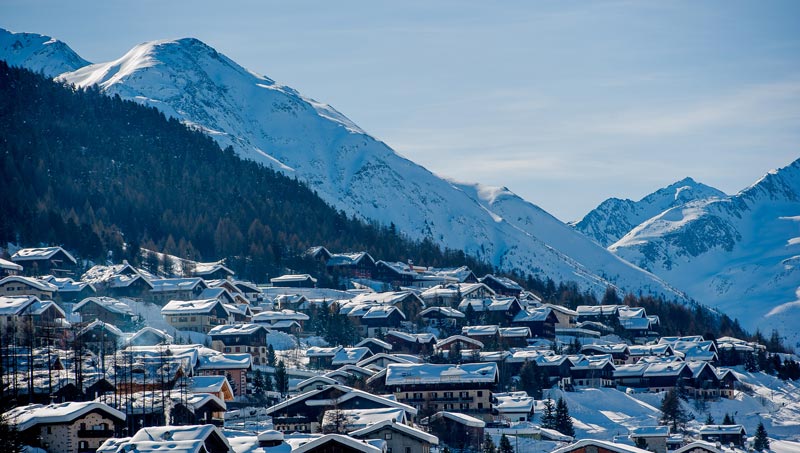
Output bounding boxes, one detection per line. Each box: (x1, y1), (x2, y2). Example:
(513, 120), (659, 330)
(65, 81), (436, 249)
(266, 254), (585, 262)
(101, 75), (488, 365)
(47, 426), (52, 434)
(477, 391), (483, 397)
(460, 403), (468, 410)
(477, 403), (483, 409)
(79, 441), (88, 450)
(384, 433), (392, 440)
(405, 448), (411, 453)
(460, 391), (468, 398)
(444, 391), (453, 398)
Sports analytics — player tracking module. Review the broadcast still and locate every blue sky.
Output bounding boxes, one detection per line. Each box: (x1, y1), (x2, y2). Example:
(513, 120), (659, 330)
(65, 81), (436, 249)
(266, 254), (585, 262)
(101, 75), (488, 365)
(3, 0), (799, 220)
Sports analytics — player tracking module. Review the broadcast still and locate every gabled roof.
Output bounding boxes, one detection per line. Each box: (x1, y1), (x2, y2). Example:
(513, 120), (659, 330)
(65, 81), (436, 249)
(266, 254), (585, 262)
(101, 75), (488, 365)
(0, 275), (57, 292)
(458, 297), (520, 312)
(386, 330), (436, 344)
(351, 291), (421, 306)
(126, 327), (173, 346)
(499, 327), (531, 338)
(552, 439), (651, 453)
(419, 306), (465, 318)
(0, 257), (23, 271)
(480, 274), (523, 291)
(642, 362), (688, 377)
(697, 424), (746, 436)
(5, 401), (125, 432)
(78, 320), (124, 338)
(292, 375), (339, 391)
(385, 362), (498, 386)
(356, 353), (415, 369)
(326, 252), (375, 267)
(362, 305), (406, 320)
(42, 276), (95, 293)
(332, 347), (373, 366)
(576, 305), (622, 316)
(150, 277), (206, 293)
(435, 335), (484, 350)
(492, 392), (535, 413)
(11, 246), (76, 264)
(196, 353), (251, 370)
(129, 424), (230, 448)
(630, 426), (670, 437)
(161, 298), (228, 316)
(265, 384), (417, 417)
(543, 303), (578, 316)
(252, 309), (309, 323)
(514, 307), (555, 323)
(375, 260), (418, 277)
(192, 261), (235, 277)
(427, 411), (485, 427)
(270, 274), (318, 284)
(292, 434), (383, 453)
(208, 323), (268, 337)
(73, 297), (134, 316)
(462, 325), (499, 336)
(190, 376), (232, 394)
(0, 295), (39, 316)
(355, 337), (393, 351)
(351, 419), (439, 445)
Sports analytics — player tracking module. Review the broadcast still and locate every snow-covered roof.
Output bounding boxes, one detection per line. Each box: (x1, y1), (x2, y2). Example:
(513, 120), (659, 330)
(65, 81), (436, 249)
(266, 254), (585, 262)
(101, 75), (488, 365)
(0, 275), (57, 292)
(73, 296), (134, 316)
(208, 323), (267, 336)
(128, 424), (230, 451)
(621, 317), (651, 330)
(350, 291), (419, 306)
(618, 306), (646, 318)
(543, 303), (578, 316)
(628, 344), (673, 357)
(197, 353), (251, 370)
(492, 392), (535, 413)
(332, 347), (372, 366)
(0, 257), (23, 271)
(435, 335), (484, 350)
(43, 276), (94, 293)
(351, 418), (438, 445)
(630, 426), (670, 437)
(161, 298), (228, 316)
(355, 337), (393, 350)
(499, 327), (531, 338)
(697, 424), (746, 436)
(265, 384), (417, 417)
(458, 297), (519, 312)
(126, 327), (173, 346)
(513, 307), (554, 323)
(362, 305), (406, 320)
(192, 261), (234, 277)
(11, 246), (76, 264)
(428, 411), (485, 427)
(421, 283), (495, 299)
(150, 277), (206, 292)
(462, 325), (499, 336)
(292, 434), (382, 453)
(0, 295), (39, 315)
(307, 346), (343, 357)
(326, 252), (374, 267)
(419, 306), (464, 318)
(270, 274), (317, 284)
(252, 309), (309, 322)
(582, 343), (629, 355)
(386, 330), (436, 343)
(5, 401), (125, 431)
(576, 305), (622, 316)
(385, 362), (498, 386)
(322, 407), (405, 431)
(480, 274), (523, 291)
(78, 319), (124, 338)
(552, 439), (651, 453)
(642, 362), (688, 377)
(190, 376), (230, 394)
(613, 363), (649, 378)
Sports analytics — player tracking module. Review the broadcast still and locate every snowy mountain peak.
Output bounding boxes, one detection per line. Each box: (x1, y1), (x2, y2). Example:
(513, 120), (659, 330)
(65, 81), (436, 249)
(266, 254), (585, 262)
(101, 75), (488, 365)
(0, 28), (90, 77)
(572, 177), (727, 247)
(610, 157), (800, 348)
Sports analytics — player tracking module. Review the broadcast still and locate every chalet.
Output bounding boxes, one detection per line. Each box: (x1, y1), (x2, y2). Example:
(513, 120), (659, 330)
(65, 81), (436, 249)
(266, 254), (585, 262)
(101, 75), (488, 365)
(5, 401), (125, 453)
(73, 297), (137, 330)
(576, 305), (621, 324)
(307, 346), (342, 369)
(264, 384), (416, 433)
(98, 424), (232, 453)
(200, 286), (246, 306)
(292, 375), (339, 394)
(195, 353), (252, 398)
(568, 355), (616, 387)
(77, 320), (125, 354)
(0, 295), (68, 336)
(674, 441), (730, 453)
(435, 335), (484, 354)
(326, 251), (376, 279)
(715, 368), (738, 399)
(421, 283), (495, 307)
(357, 353), (418, 372)
(512, 307), (558, 339)
(458, 297), (523, 326)
(352, 305), (406, 337)
(192, 261), (235, 280)
(374, 260), (418, 288)
(126, 327), (174, 347)
(104, 273), (154, 299)
(44, 276), (96, 303)
(351, 419), (438, 453)
(252, 309), (309, 331)
(385, 362), (498, 420)
(355, 337), (393, 355)
(208, 323), (270, 365)
(627, 344), (675, 363)
(428, 266), (479, 284)
(189, 375), (236, 402)
(304, 246), (332, 263)
(499, 326), (531, 348)
(0, 275), (57, 299)
(162, 298), (230, 333)
(172, 393), (227, 427)
(149, 277), (208, 305)
(424, 411), (485, 452)
(613, 363), (649, 389)
(506, 352), (572, 384)
(552, 439), (651, 453)
(686, 361), (722, 399)
(270, 274), (318, 288)
(462, 325), (500, 347)
(272, 293), (308, 311)
(231, 280), (263, 304)
(292, 434), (385, 453)
(350, 291), (426, 320)
(479, 274), (524, 297)
(385, 331), (437, 355)
(492, 391), (535, 423)
(698, 425), (747, 447)
(331, 347), (374, 367)
(581, 343), (630, 365)
(223, 302), (253, 323)
(11, 246), (77, 277)
(419, 306), (465, 328)
(0, 257), (23, 277)
(543, 303), (578, 328)
(643, 361), (694, 392)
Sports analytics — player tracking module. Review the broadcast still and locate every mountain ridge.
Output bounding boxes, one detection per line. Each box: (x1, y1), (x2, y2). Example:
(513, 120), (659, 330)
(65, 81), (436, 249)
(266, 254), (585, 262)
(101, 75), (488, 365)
(1, 28), (690, 304)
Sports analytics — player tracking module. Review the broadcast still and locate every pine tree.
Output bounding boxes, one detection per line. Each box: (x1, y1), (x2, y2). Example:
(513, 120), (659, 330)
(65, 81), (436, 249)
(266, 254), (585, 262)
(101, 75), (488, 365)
(555, 397), (575, 437)
(499, 434), (514, 453)
(722, 413), (735, 425)
(483, 433), (497, 453)
(704, 413), (714, 425)
(541, 398), (556, 430)
(275, 360), (289, 396)
(253, 369), (266, 394)
(660, 389), (689, 432)
(753, 421), (770, 451)
(267, 344), (276, 367)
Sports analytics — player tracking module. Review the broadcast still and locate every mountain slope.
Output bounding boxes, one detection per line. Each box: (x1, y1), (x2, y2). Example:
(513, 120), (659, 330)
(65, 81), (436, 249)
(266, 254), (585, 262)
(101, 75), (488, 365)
(0, 28), (89, 77)
(572, 177), (727, 247)
(610, 159), (800, 348)
(1, 29), (686, 301)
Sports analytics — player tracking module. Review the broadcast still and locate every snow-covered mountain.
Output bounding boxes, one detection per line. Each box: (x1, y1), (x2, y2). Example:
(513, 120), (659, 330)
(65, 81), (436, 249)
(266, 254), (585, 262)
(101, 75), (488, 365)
(0, 28), (89, 77)
(572, 178), (727, 247)
(610, 159), (800, 348)
(0, 29), (687, 301)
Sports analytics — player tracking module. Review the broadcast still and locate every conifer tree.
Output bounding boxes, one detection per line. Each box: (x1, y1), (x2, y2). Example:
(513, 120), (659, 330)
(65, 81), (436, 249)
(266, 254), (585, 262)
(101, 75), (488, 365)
(704, 413), (714, 425)
(555, 397), (575, 437)
(753, 421), (770, 451)
(275, 360), (289, 397)
(660, 389), (688, 432)
(483, 433), (497, 453)
(722, 413), (735, 425)
(267, 344), (276, 367)
(541, 398), (556, 430)
(499, 434), (514, 453)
